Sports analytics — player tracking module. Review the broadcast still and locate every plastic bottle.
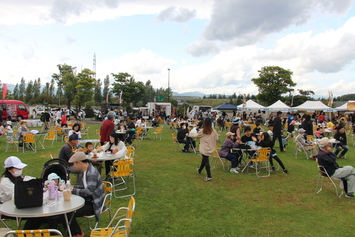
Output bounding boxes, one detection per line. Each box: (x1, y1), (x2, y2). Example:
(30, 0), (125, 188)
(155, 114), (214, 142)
(48, 181), (56, 200)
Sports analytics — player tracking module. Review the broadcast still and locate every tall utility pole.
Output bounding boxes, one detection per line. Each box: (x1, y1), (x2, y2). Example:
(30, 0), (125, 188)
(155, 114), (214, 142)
(93, 53), (96, 78)
(167, 68), (170, 102)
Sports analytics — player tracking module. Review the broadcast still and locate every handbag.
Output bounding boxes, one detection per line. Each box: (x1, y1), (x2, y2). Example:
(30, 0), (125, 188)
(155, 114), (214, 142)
(14, 178), (43, 209)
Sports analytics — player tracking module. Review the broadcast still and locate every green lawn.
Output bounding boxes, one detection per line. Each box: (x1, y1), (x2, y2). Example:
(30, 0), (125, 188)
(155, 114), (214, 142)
(2, 123), (355, 236)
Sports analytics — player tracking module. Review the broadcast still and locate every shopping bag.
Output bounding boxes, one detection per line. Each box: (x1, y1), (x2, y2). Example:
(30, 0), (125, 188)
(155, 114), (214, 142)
(14, 178), (43, 208)
(189, 127), (197, 137)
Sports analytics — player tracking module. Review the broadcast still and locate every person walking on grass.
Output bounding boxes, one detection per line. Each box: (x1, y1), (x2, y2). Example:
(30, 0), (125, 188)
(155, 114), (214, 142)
(192, 117), (218, 181)
(272, 111), (286, 152)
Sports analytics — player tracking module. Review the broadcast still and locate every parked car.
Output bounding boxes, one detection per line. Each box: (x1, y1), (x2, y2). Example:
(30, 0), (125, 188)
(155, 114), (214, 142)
(0, 100), (30, 121)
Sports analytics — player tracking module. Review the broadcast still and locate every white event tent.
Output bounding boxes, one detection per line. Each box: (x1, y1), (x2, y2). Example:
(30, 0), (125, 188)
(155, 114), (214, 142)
(335, 101), (355, 111)
(293, 100), (331, 112)
(267, 100), (292, 112)
(237, 99), (265, 111)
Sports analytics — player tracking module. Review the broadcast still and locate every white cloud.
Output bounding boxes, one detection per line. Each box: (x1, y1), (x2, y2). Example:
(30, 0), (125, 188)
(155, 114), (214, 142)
(185, 40), (220, 57)
(156, 6), (196, 22)
(203, 0), (352, 45)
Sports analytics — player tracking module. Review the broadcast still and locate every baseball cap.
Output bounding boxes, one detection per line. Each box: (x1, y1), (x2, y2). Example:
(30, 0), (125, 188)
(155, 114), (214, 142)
(4, 156), (27, 169)
(69, 134), (79, 141)
(68, 152), (87, 163)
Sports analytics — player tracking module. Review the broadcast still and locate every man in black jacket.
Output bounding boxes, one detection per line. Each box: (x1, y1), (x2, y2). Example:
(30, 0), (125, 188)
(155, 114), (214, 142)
(272, 111), (285, 152)
(318, 137), (355, 198)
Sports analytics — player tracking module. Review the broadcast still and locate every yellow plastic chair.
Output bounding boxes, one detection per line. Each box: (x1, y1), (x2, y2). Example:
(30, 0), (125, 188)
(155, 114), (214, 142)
(84, 181), (113, 230)
(110, 159), (136, 199)
(126, 146), (135, 159)
(244, 147), (271, 178)
(5, 229), (63, 237)
(22, 133), (36, 153)
(224, 122), (231, 131)
(172, 133), (184, 151)
(90, 197), (135, 237)
(5, 135), (19, 153)
(152, 127), (163, 140)
(96, 129), (101, 140)
(43, 130), (57, 148)
(211, 148), (225, 171)
(315, 161), (344, 198)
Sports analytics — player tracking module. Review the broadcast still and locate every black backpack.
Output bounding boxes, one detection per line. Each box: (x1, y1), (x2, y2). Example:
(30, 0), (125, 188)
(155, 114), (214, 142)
(40, 114), (46, 122)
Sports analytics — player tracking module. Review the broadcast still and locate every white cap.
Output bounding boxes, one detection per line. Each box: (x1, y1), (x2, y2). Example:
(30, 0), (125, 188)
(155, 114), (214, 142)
(4, 156), (27, 169)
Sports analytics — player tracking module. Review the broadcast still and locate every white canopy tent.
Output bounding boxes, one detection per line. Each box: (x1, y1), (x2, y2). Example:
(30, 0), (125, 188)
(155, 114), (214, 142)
(267, 100), (292, 112)
(237, 99), (265, 111)
(293, 101), (330, 112)
(335, 101), (355, 111)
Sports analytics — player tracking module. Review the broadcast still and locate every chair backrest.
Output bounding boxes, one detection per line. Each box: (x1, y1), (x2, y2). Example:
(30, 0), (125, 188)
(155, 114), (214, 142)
(56, 127), (63, 135)
(23, 133), (36, 143)
(107, 196), (136, 235)
(126, 146), (135, 158)
(46, 130), (57, 139)
(172, 133), (178, 142)
(101, 181), (113, 213)
(253, 147), (271, 162)
(111, 160), (134, 177)
(212, 149), (220, 158)
(5, 229), (63, 237)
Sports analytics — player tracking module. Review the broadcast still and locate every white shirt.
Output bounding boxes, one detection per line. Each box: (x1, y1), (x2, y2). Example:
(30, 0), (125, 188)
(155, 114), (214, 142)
(0, 177), (14, 203)
(100, 141), (128, 159)
(68, 130), (82, 139)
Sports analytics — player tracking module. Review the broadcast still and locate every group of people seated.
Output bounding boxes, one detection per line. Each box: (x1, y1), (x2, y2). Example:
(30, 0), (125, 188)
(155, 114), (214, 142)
(0, 154), (105, 237)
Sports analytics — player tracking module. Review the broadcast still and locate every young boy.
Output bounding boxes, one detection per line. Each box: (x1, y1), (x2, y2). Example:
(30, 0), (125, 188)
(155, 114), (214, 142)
(85, 142), (102, 174)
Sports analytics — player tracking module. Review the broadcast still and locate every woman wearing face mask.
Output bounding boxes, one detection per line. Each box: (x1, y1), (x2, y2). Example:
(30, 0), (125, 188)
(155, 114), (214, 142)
(177, 123), (196, 152)
(0, 156), (27, 203)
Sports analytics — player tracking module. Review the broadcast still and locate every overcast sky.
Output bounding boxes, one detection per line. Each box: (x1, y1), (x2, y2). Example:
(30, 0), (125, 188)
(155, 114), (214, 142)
(1, 0), (355, 98)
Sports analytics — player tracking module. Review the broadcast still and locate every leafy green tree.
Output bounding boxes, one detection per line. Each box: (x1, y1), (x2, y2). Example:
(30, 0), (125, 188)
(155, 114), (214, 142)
(49, 79), (55, 104)
(143, 80), (155, 104)
(13, 84), (19, 100)
(33, 78), (41, 99)
(25, 80), (33, 103)
(94, 79), (103, 105)
(103, 76), (110, 103)
(111, 72), (145, 106)
(19, 78), (26, 101)
(73, 68), (96, 110)
(252, 66), (296, 105)
(52, 64), (78, 109)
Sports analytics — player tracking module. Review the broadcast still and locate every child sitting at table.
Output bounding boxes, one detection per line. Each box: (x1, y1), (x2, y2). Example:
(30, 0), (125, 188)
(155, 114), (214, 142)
(315, 127), (324, 138)
(86, 142), (102, 174)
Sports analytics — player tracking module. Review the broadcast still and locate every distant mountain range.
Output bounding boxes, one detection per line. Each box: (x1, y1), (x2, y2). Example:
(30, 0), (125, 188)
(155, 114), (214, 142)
(173, 91), (205, 97)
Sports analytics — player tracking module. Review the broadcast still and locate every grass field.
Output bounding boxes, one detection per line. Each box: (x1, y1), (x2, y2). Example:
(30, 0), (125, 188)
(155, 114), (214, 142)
(2, 122), (355, 237)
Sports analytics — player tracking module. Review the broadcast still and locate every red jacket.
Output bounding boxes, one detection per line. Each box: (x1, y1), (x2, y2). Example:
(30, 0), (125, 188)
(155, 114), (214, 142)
(100, 119), (115, 143)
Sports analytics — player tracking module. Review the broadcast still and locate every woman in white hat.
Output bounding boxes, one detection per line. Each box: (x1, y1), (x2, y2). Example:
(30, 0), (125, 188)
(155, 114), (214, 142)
(0, 156), (27, 203)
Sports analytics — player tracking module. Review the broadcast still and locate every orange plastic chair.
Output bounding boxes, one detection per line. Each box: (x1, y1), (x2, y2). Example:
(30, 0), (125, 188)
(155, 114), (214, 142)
(22, 133), (36, 153)
(110, 159), (136, 198)
(43, 130), (57, 148)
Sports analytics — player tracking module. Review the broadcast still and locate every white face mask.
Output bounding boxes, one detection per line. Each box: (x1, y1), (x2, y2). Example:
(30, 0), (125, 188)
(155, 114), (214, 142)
(182, 125), (186, 129)
(12, 169), (23, 177)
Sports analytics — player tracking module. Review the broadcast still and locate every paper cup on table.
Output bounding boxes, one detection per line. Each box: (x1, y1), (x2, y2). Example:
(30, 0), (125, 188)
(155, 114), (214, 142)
(63, 190), (71, 201)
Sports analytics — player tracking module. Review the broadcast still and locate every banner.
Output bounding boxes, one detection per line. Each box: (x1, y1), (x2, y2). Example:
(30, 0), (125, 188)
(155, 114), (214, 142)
(2, 83), (7, 99)
(348, 102), (355, 111)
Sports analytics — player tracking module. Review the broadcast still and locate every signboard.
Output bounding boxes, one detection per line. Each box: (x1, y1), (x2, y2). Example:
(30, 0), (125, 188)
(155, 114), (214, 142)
(347, 102), (355, 111)
(157, 96), (164, 102)
(323, 109), (337, 112)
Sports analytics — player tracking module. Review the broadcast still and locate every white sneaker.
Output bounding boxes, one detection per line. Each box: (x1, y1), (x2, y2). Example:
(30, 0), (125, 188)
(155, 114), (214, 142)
(236, 167), (241, 172)
(230, 168), (239, 173)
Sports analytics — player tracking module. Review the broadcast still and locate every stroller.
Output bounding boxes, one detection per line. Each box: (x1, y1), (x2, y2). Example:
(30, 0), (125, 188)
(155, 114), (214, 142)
(41, 158), (70, 185)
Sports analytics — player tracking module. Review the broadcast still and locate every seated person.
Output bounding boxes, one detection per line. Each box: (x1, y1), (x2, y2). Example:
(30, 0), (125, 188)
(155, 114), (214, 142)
(85, 142), (102, 174)
(0, 156), (27, 203)
(317, 137), (355, 198)
(94, 132), (128, 178)
(315, 127), (324, 138)
(66, 152), (105, 236)
(252, 123), (263, 138)
(296, 128), (318, 160)
(219, 132), (240, 173)
(334, 126), (349, 159)
(241, 126), (257, 158)
(125, 117), (136, 145)
(58, 134), (83, 174)
(256, 132), (288, 174)
(177, 123), (196, 153)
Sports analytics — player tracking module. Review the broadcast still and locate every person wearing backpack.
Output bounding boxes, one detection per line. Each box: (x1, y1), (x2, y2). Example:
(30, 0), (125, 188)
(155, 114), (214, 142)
(40, 108), (50, 132)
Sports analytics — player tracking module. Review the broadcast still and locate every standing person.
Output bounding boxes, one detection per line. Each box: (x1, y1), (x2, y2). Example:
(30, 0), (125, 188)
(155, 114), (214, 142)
(257, 132), (289, 174)
(41, 108), (51, 132)
(317, 137), (355, 198)
(56, 108), (61, 121)
(61, 112), (68, 127)
(272, 111), (285, 152)
(32, 109), (37, 118)
(229, 118), (241, 140)
(7, 106), (12, 121)
(100, 112), (115, 146)
(334, 126), (349, 159)
(192, 117), (218, 181)
(286, 112), (295, 138)
(302, 114), (313, 136)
